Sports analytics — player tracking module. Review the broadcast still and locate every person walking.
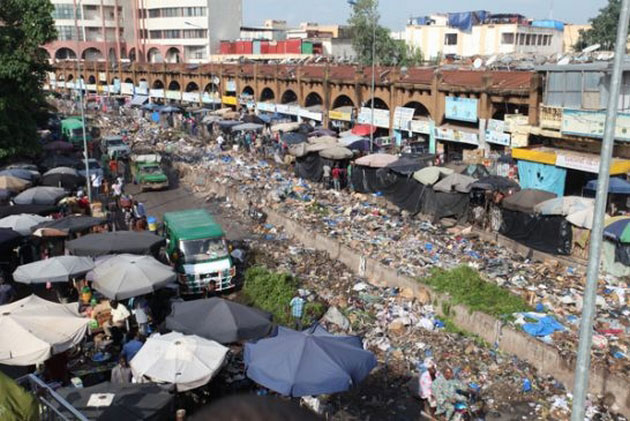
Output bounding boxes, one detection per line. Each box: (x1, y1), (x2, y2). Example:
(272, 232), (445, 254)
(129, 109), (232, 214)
(91, 173), (102, 198)
(322, 164), (331, 190)
(332, 165), (341, 191)
(289, 294), (305, 331)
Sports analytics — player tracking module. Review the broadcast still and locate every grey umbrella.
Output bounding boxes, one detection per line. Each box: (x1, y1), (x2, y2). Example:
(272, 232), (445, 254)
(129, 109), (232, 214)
(13, 256), (94, 284)
(43, 167), (80, 177)
(13, 187), (68, 205)
(92, 254), (176, 300)
(166, 297), (273, 344)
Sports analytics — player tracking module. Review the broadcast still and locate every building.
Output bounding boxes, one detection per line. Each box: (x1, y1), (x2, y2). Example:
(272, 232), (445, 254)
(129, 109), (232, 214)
(240, 20), (288, 41)
(402, 12), (564, 60)
(563, 24), (591, 53)
(45, 0), (242, 64)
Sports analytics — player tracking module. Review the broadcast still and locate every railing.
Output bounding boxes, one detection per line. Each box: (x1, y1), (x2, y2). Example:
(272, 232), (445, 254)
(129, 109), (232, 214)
(15, 374), (88, 421)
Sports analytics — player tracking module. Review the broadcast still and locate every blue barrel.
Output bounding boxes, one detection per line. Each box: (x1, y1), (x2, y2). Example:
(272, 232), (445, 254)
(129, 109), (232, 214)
(147, 216), (158, 232)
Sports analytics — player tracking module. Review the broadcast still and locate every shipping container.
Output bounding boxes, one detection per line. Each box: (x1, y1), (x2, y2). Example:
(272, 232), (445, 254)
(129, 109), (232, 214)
(220, 41), (235, 55)
(301, 41), (313, 55)
(285, 39), (302, 54)
(253, 40), (262, 55)
(235, 40), (253, 55)
(260, 40), (271, 54)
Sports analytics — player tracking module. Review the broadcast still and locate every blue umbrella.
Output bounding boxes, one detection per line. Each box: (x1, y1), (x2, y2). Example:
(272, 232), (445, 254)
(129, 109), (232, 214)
(160, 105), (183, 113)
(348, 139), (379, 152)
(585, 177), (630, 194)
(282, 132), (307, 145)
(142, 103), (162, 111)
(0, 169), (35, 182)
(244, 325), (377, 397)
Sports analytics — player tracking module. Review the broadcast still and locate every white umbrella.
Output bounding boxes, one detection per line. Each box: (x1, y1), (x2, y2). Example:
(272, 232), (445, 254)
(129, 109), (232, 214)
(534, 196), (594, 216)
(0, 214), (49, 235)
(92, 254), (176, 300)
(271, 122), (300, 133)
(43, 167), (80, 177)
(13, 256), (95, 284)
(567, 207), (604, 230)
(130, 332), (229, 391)
(413, 167), (455, 185)
(0, 295), (89, 365)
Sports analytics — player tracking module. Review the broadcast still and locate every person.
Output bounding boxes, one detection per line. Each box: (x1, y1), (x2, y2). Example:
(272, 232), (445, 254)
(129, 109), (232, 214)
(91, 173), (102, 197)
(108, 159), (118, 178)
(133, 200), (146, 219)
(112, 177), (123, 199)
(331, 165), (341, 191)
(244, 131), (252, 152)
(289, 294), (305, 330)
(431, 366), (467, 421)
(110, 356), (132, 384)
(419, 358), (438, 413)
(121, 332), (144, 362)
(347, 163), (354, 190)
(322, 164), (331, 189)
(217, 134), (225, 151)
(103, 300), (130, 338)
(0, 275), (15, 305)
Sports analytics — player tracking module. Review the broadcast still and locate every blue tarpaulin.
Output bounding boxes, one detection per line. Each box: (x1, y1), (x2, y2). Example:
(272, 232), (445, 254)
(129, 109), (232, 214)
(517, 161), (566, 197)
(522, 314), (565, 337)
(585, 177), (630, 194)
(447, 11), (488, 31)
(244, 325), (377, 397)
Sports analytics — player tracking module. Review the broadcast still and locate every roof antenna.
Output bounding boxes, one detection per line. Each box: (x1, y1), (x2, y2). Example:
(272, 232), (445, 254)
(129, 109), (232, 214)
(549, 0), (554, 19)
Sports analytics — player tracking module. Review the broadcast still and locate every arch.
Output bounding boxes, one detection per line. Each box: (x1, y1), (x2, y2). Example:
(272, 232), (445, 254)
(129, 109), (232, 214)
(124, 78), (134, 84)
(165, 47), (181, 64)
(128, 48), (137, 62)
(304, 92), (323, 108)
(66, 74), (74, 82)
(55, 47), (76, 60)
(168, 80), (181, 91)
(152, 79), (165, 89)
(87, 75), (96, 84)
(204, 82), (219, 93)
(241, 85), (254, 97)
(332, 94), (355, 109)
(81, 47), (103, 61)
(147, 47), (163, 63)
(362, 97), (389, 110)
(260, 87), (275, 102)
(185, 81), (199, 92)
(280, 89), (298, 104)
(403, 101), (431, 118)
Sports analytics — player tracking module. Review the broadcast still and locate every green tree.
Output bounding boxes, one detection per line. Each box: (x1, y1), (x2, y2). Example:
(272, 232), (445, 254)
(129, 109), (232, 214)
(0, 0), (56, 160)
(575, 0), (623, 51)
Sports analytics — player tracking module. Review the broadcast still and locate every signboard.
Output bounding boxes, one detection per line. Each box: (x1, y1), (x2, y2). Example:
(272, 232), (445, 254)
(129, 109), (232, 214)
(135, 86), (148, 95)
(149, 89), (164, 98)
(562, 108), (630, 142)
(485, 130), (511, 146)
(445, 97), (478, 123)
(556, 153), (600, 173)
(121, 83), (133, 95)
(393, 107), (416, 130)
(329, 110), (351, 121)
(409, 119), (432, 135)
(202, 92), (220, 104)
(435, 126), (479, 145)
(165, 90), (181, 100)
(183, 92), (200, 103)
(222, 96), (237, 106)
(86, 84), (97, 92)
(299, 109), (322, 121)
(257, 102), (276, 113)
(276, 104), (299, 115)
(487, 119), (505, 132)
(226, 81), (236, 92)
(98, 72), (107, 82)
(108, 84), (119, 94)
(358, 107), (390, 128)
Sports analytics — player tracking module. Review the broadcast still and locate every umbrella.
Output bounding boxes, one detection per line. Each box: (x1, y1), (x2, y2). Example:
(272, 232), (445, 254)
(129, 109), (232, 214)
(43, 167), (80, 177)
(567, 207), (600, 230)
(604, 217), (630, 243)
(533, 196), (595, 216)
(305, 142), (338, 153)
(40, 155), (81, 171)
(160, 105), (182, 113)
(130, 332), (228, 392)
(351, 124), (376, 136)
(232, 122), (264, 132)
(216, 120), (241, 130)
(0, 295), (89, 365)
(347, 139), (378, 152)
(32, 215), (106, 234)
(66, 231), (165, 257)
(354, 153), (398, 168)
(338, 135), (365, 145)
(288, 143), (308, 158)
(0, 204), (58, 218)
(0, 228), (21, 249)
(282, 132), (308, 145)
(386, 157), (426, 175)
(42, 141), (73, 152)
(308, 135), (338, 145)
(585, 177), (630, 194)
(0, 169), (36, 182)
(241, 114), (266, 125)
(244, 325), (377, 397)
(41, 172), (85, 190)
(13, 256), (94, 284)
(433, 173), (478, 193)
(502, 189), (557, 213)
(319, 146), (353, 160)
(92, 254), (176, 300)
(142, 103), (162, 111)
(468, 175), (520, 192)
(0, 176), (31, 193)
(202, 114), (222, 124)
(0, 189), (9, 204)
(165, 298), (273, 344)
(13, 187), (68, 205)
(0, 214), (49, 235)
(309, 128), (336, 137)
(272, 122), (301, 133)
(412, 167), (454, 185)
(56, 382), (173, 421)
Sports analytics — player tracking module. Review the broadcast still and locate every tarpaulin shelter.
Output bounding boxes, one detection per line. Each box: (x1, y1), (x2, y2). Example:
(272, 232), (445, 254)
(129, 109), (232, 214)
(385, 156), (426, 175)
(347, 139), (378, 152)
(422, 190), (471, 223)
(166, 298), (273, 344)
(319, 146), (353, 160)
(66, 231), (165, 257)
(433, 173), (477, 193)
(241, 114), (266, 125)
(534, 196), (594, 216)
(272, 122), (301, 133)
(469, 175), (520, 193)
(502, 189), (557, 214)
(500, 210), (572, 255)
(13, 187), (68, 206)
(216, 120), (241, 131)
(412, 167), (454, 185)
(308, 136), (338, 145)
(244, 325), (376, 397)
(566, 207), (598, 230)
(354, 154), (398, 168)
(282, 132), (308, 145)
(309, 128), (336, 137)
(232, 123), (264, 132)
(295, 153), (328, 182)
(13, 256), (94, 284)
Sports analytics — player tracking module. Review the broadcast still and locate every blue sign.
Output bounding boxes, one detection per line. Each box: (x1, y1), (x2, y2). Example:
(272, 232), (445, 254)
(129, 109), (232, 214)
(445, 97), (478, 123)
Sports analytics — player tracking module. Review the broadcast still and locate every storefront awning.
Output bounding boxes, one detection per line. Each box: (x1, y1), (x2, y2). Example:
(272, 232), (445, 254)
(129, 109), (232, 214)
(131, 95), (149, 106)
(513, 146), (630, 175)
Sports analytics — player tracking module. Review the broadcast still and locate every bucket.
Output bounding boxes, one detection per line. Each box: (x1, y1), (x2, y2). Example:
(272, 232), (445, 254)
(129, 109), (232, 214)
(147, 216), (158, 232)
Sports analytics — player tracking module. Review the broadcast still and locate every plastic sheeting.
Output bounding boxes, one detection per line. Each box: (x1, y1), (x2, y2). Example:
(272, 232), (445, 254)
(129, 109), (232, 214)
(517, 161), (566, 197)
(500, 210), (572, 255)
(447, 11), (488, 31)
(294, 153), (330, 182)
(602, 240), (630, 277)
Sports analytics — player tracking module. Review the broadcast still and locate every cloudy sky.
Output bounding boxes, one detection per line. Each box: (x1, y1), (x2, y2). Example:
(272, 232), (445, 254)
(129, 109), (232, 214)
(243, 0), (607, 30)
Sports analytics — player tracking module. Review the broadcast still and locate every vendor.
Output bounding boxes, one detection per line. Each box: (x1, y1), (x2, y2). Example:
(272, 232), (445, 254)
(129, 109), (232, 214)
(103, 300), (130, 339)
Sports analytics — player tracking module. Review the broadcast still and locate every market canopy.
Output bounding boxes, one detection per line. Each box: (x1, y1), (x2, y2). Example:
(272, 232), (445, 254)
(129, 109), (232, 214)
(309, 128), (336, 137)
(13, 256), (94, 284)
(0, 176), (31, 193)
(43, 167), (79, 177)
(0, 295), (89, 365)
(351, 124), (376, 137)
(282, 132), (308, 145)
(534, 196), (595, 216)
(0, 228), (22, 249)
(433, 173), (477, 193)
(412, 167), (454, 185)
(502, 189), (557, 213)
(386, 157), (426, 175)
(14, 187), (68, 205)
(272, 122), (301, 133)
(241, 114), (266, 125)
(567, 207), (599, 230)
(165, 297), (273, 344)
(338, 135), (366, 146)
(216, 120), (241, 129)
(585, 177), (630, 194)
(91, 254), (176, 300)
(66, 231), (165, 257)
(244, 325), (377, 397)
(41, 171), (85, 190)
(354, 153), (398, 168)
(319, 146), (353, 160)
(232, 123), (264, 132)
(0, 204), (58, 218)
(0, 214), (49, 235)
(56, 382), (174, 421)
(130, 332), (229, 392)
(468, 175), (521, 192)
(347, 139), (378, 152)
(32, 215), (105, 235)
(308, 135), (338, 145)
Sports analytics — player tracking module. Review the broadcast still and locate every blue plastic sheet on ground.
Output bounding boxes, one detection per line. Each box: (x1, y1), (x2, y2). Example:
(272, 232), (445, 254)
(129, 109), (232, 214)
(522, 315), (565, 337)
(517, 161), (566, 197)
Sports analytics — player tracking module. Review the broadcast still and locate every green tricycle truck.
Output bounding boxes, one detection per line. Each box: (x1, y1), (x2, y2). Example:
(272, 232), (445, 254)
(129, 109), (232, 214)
(131, 154), (169, 191)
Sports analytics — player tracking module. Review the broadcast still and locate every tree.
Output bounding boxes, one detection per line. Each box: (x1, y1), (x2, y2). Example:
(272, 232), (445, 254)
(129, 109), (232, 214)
(575, 0), (623, 51)
(0, 0), (56, 160)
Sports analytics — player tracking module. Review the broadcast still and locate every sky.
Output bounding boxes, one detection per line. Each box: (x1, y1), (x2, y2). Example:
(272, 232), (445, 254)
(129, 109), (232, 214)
(243, 0), (607, 30)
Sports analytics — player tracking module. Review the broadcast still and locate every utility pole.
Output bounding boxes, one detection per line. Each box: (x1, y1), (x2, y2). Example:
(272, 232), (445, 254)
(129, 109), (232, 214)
(74, 0), (92, 202)
(570, 0), (630, 419)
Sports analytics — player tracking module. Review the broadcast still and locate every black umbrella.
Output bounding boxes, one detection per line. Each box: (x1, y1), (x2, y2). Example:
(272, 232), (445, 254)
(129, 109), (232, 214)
(282, 132), (307, 145)
(166, 297), (273, 344)
(56, 382), (173, 421)
(32, 215), (106, 235)
(66, 231), (165, 257)
(0, 169), (36, 182)
(385, 156), (426, 175)
(0, 228), (22, 249)
(469, 175), (521, 193)
(13, 187), (68, 205)
(0, 204), (58, 218)
(297, 123), (314, 134)
(242, 114), (265, 125)
(41, 173), (86, 190)
(40, 155), (81, 172)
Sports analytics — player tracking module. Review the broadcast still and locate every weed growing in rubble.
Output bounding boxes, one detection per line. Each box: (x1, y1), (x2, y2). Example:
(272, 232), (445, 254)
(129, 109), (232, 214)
(420, 265), (531, 319)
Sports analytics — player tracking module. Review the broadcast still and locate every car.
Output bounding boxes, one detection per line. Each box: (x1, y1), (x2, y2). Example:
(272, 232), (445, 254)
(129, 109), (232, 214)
(101, 135), (131, 159)
(77, 159), (104, 179)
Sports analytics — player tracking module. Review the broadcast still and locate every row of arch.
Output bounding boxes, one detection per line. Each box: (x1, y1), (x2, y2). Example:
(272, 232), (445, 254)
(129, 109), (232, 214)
(53, 46), (182, 64)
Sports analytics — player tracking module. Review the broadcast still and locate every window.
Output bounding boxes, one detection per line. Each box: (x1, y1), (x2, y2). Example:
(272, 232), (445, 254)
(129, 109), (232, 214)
(183, 29), (207, 39)
(546, 35), (552, 46)
(52, 4), (78, 19)
(149, 30), (162, 39)
(56, 25), (82, 41)
(148, 9), (160, 18)
(501, 33), (514, 45)
(444, 33), (458, 45)
(183, 7), (206, 17)
(163, 30), (181, 39)
(162, 8), (180, 17)
(516, 33), (524, 45)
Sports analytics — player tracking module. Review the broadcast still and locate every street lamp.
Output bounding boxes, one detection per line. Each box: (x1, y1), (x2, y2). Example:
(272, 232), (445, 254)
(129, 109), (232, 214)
(74, 0), (92, 202)
(348, 0), (376, 153)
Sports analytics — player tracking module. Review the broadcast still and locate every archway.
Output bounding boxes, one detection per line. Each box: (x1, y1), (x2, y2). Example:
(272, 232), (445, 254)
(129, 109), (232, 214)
(152, 80), (164, 89)
(87, 75), (96, 84)
(55, 47), (76, 60)
(363, 97), (389, 110)
(124, 78), (134, 84)
(260, 87), (275, 102)
(332, 94), (355, 109)
(185, 81), (199, 93)
(168, 80), (180, 91)
(304, 92), (323, 108)
(148, 48), (163, 64)
(280, 89), (298, 104)
(128, 48), (136, 62)
(81, 48), (103, 61)
(165, 47), (181, 64)
(403, 101), (431, 119)
(242, 86), (254, 97)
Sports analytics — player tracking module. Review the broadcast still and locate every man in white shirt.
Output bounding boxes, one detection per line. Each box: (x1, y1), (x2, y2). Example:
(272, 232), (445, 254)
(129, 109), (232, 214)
(91, 173), (103, 197)
(103, 300), (130, 337)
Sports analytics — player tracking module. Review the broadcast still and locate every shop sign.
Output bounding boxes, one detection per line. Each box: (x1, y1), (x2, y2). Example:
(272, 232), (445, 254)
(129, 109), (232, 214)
(202, 92), (220, 104)
(445, 97), (478, 123)
(276, 104), (299, 115)
(329, 110), (351, 121)
(562, 108), (630, 142)
(299, 109), (322, 121)
(222, 96), (237, 105)
(108, 85), (119, 94)
(435, 126), (479, 145)
(86, 84), (97, 92)
(183, 92), (200, 103)
(257, 102), (276, 113)
(358, 107), (390, 128)
(226, 81), (236, 92)
(485, 130), (511, 146)
(165, 90), (181, 100)
(556, 153), (600, 173)
(393, 107), (415, 130)
(487, 119), (505, 132)
(409, 119), (432, 135)
(149, 89), (164, 98)
(135, 86), (148, 95)
(98, 72), (107, 82)
(504, 114), (529, 132)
